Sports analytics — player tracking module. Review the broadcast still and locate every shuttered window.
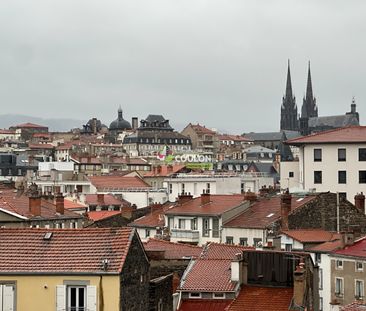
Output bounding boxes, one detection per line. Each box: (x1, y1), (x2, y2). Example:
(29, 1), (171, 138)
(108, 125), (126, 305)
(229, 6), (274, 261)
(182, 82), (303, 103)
(56, 284), (96, 311)
(0, 284), (16, 311)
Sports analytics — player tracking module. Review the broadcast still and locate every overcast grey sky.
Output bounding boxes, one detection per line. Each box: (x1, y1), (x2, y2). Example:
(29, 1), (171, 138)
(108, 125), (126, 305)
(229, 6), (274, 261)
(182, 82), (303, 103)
(0, 0), (365, 133)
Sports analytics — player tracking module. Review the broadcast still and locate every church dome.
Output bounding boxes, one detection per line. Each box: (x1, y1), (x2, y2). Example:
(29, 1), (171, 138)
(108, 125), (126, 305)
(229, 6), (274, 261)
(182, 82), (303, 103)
(109, 107), (132, 131)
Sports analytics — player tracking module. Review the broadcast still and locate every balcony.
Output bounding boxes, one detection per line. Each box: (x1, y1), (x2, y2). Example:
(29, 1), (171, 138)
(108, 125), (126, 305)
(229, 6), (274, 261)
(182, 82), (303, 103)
(170, 229), (200, 243)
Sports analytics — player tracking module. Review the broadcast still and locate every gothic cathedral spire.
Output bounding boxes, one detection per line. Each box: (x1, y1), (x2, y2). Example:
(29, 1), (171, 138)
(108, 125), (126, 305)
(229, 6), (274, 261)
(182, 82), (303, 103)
(301, 61), (318, 118)
(280, 60), (299, 131)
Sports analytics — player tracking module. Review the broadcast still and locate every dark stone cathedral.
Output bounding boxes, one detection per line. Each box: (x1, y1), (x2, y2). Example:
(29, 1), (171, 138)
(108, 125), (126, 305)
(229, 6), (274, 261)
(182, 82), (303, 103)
(280, 61), (359, 135)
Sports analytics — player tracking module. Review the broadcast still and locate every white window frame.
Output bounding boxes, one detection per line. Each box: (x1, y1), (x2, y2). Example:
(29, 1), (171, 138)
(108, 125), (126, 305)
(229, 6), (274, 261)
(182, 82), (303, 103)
(336, 259), (343, 270)
(188, 292), (201, 299)
(213, 292), (226, 299)
(0, 283), (16, 311)
(355, 279), (364, 299)
(67, 285), (86, 311)
(335, 277), (344, 297)
(356, 261), (364, 272)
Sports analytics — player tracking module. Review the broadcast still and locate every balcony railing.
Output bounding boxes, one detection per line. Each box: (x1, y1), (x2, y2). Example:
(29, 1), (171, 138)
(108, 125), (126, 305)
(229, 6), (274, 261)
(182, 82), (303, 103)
(170, 229), (200, 242)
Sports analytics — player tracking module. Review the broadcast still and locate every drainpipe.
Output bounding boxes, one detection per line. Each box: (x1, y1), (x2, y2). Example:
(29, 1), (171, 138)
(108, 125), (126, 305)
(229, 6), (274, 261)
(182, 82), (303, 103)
(337, 192), (340, 233)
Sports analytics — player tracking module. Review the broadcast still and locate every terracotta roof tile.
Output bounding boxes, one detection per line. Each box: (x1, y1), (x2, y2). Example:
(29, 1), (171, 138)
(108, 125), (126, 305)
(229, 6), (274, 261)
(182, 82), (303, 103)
(15, 122), (47, 128)
(200, 243), (253, 260)
(85, 194), (127, 206)
(64, 198), (87, 210)
(144, 238), (202, 260)
(226, 286), (293, 311)
(0, 227), (135, 273)
(179, 300), (231, 311)
(281, 229), (341, 243)
(88, 175), (151, 190)
(129, 203), (172, 228)
(341, 302), (366, 311)
(333, 236), (366, 258)
(144, 164), (186, 177)
(28, 143), (54, 149)
(87, 210), (121, 221)
(286, 126), (366, 145)
(309, 239), (343, 252)
(223, 196), (316, 229)
(190, 124), (217, 135)
(165, 195), (246, 217)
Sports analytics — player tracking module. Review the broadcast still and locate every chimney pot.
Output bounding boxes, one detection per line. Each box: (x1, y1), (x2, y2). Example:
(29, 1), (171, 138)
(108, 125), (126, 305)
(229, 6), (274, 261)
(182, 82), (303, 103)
(354, 192), (365, 212)
(55, 192), (65, 215)
(201, 192), (211, 205)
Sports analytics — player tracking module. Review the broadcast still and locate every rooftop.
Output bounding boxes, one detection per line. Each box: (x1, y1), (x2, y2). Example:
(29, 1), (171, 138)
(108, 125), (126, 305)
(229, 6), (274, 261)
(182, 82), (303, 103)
(87, 210), (122, 221)
(88, 175), (151, 190)
(223, 195), (316, 229)
(226, 286), (293, 311)
(0, 227), (135, 274)
(84, 194), (127, 206)
(286, 126), (366, 145)
(129, 203), (172, 228)
(179, 299), (231, 311)
(165, 194), (246, 217)
(143, 164), (186, 177)
(333, 236), (366, 258)
(14, 122), (48, 129)
(281, 229), (341, 244)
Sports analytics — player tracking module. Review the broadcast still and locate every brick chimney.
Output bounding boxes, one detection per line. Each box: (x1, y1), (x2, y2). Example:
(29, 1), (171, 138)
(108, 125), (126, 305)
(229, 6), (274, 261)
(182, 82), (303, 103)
(178, 193), (193, 205)
(293, 260), (306, 308)
(55, 192), (64, 215)
(97, 193), (104, 204)
(29, 193), (42, 216)
(244, 191), (257, 203)
(230, 253), (248, 285)
(355, 192), (365, 212)
(280, 190), (292, 230)
(201, 191), (211, 205)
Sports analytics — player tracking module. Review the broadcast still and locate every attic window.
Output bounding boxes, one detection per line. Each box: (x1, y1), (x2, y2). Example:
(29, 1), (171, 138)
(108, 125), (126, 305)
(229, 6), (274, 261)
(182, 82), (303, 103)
(266, 213), (274, 218)
(43, 232), (53, 240)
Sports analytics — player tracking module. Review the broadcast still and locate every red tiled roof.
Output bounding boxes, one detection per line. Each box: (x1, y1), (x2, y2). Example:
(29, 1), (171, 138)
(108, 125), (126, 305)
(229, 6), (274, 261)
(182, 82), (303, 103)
(88, 176), (151, 190)
(0, 129), (16, 134)
(165, 195), (246, 217)
(64, 198), (87, 210)
(28, 143), (54, 149)
(179, 299), (231, 311)
(333, 236), (366, 258)
(72, 156), (101, 164)
(0, 189), (82, 220)
(223, 195), (316, 229)
(309, 239), (343, 252)
(190, 124), (217, 135)
(87, 210), (121, 221)
(180, 259), (237, 292)
(226, 286), (293, 311)
(200, 243), (253, 260)
(85, 194), (126, 206)
(286, 126), (366, 145)
(218, 134), (252, 142)
(341, 302), (366, 311)
(130, 203), (172, 228)
(0, 227), (134, 273)
(32, 133), (51, 138)
(144, 164), (186, 177)
(281, 229), (341, 244)
(144, 238), (202, 260)
(15, 122), (48, 129)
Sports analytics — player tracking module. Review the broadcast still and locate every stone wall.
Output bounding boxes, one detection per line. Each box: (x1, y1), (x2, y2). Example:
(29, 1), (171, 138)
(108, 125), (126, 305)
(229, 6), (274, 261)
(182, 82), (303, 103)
(149, 274), (173, 311)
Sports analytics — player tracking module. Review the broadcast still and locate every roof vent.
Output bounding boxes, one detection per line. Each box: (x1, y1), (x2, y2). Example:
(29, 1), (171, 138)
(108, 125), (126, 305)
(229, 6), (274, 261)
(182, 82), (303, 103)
(43, 232), (53, 240)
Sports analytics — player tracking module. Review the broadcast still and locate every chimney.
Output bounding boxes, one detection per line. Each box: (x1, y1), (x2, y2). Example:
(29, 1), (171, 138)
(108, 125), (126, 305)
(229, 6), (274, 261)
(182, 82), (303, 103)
(55, 192), (65, 215)
(230, 253), (248, 285)
(132, 117), (138, 130)
(244, 191), (257, 203)
(97, 193), (104, 204)
(177, 193), (193, 205)
(201, 191), (211, 205)
(293, 260), (306, 308)
(280, 190), (292, 230)
(29, 193), (42, 217)
(354, 192), (365, 212)
(167, 164), (173, 173)
(341, 231), (355, 247)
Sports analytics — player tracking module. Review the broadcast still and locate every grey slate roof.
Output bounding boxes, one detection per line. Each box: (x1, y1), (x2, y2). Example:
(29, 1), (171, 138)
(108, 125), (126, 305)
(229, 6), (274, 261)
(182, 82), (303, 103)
(244, 130), (301, 142)
(308, 114), (359, 128)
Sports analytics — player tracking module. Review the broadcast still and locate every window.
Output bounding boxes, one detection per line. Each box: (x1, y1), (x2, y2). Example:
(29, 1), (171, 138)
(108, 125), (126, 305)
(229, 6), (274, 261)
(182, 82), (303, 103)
(70, 222), (77, 229)
(145, 229), (150, 238)
(206, 183), (210, 194)
(202, 218), (210, 237)
(191, 218), (197, 230)
(289, 171), (294, 178)
(189, 292), (201, 299)
(253, 238), (262, 247)
(315, 253), (321, 264)
(213, 293), (226, 299)
(356, 261), (363, 272)
(181, 183), (185, 194)
(314, 171), (322, 184)
(338, 171), (347, 184)
(336, 260), (343, 270)
(168, 217), (174, 229)
(169, 184), (172, 194)
(239, 238), (248, 246)
(314, 149), (322, 162)
(335, 278), (343, 296)
(319, 297), (323, 311)
(56, 284), (97, 311)
(359, 171), (366, 184)
(0, 283), (15, 311)
(359, 148), (366, 161)
(241, 183), (245, 194)
(212, 218), (219, 238)
(226, 236), (234, 245)
(356, 280), (364, 299)
(319, 269), (323, 290)
(285, 244), (292, 251)
(338, 148), (346, 161)
(178, 219), (186, 229)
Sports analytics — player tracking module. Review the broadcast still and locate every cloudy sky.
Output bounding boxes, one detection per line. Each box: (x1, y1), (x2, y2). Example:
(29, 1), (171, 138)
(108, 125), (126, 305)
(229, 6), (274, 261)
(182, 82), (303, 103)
(0, 0), (365, 133)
